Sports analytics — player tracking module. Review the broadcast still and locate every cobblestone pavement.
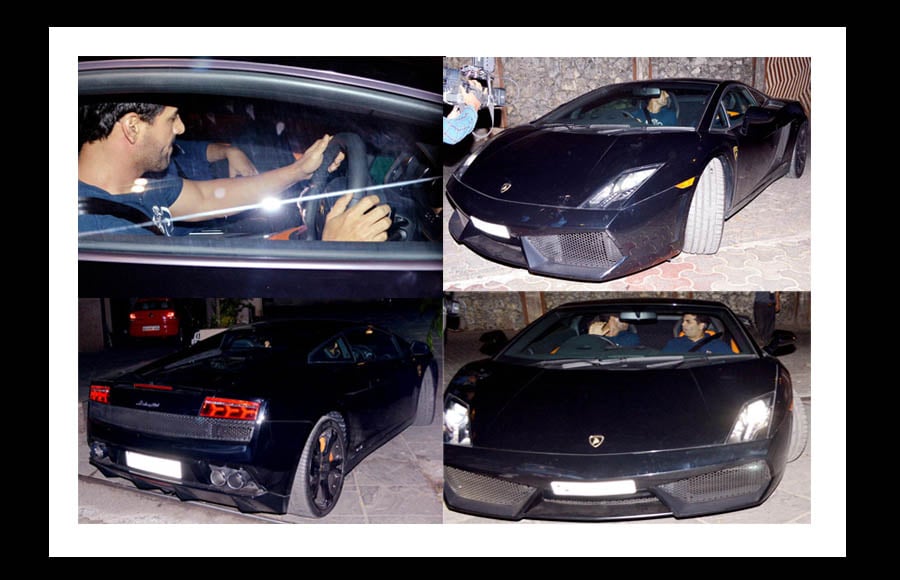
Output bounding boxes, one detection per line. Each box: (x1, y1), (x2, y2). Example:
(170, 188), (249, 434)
(442, 163), (811, 292)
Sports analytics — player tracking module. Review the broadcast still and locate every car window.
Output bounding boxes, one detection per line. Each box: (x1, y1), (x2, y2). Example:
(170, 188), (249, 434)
(345, 328), (401, 362)
(536, 82), (717, 130)
(308, 336), (353, 364)
(77, 59), (442, 263)
(498, 307), (754, 366)
(714, 87), (759, 130)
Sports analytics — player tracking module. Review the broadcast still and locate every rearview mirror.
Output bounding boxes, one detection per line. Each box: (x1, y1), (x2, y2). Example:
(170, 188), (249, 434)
(764, 329), (797, 356)
(619, 311), (658, 323)
(479, 330), (509, 356)
(410, 340), (431, 356)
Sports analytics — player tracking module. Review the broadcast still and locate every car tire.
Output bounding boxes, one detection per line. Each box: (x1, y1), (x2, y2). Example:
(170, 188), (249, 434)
(787, 121), (809, 179)
(413, 364), (438, 426)
(288, 413), (347, 518)
(682, 157), (726, 255)
(787, 390), (809, 462)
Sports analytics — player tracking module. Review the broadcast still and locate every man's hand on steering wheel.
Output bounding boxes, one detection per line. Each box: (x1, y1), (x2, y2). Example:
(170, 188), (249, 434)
(321, 193), (392, 242)
(296, 134), (345, 180)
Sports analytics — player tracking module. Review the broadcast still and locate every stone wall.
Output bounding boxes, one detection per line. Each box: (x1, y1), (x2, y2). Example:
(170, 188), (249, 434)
(444, 57), (761, 128)
(450, 291), (810, 332)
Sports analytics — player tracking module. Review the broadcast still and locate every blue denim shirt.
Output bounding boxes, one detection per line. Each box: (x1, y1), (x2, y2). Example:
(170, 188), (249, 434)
(443, 106), (478, 145)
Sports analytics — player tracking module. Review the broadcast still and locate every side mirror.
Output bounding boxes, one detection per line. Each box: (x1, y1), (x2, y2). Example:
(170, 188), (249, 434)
(740, 106), (777, 135)
(764, 329), (797, 356)
(410, 340), (431, 357)
(479, 330), (509, 356)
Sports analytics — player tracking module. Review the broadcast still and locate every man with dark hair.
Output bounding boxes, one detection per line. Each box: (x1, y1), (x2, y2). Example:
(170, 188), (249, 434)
(78, 102), (392, 240)
(662, 313), (732, 354)
(588, 313), (640, 346)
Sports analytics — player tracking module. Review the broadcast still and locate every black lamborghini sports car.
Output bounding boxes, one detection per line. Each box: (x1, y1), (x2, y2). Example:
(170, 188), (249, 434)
(87, 318), (439, 517)
(446, 79), (809, 282)
(442, 299), (807, 521)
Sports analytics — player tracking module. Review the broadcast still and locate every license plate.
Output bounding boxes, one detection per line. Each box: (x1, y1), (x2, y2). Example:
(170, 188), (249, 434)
(142, 325), (160, 331)
(550, 479), (636, 497)
(125, 451), (182, 479)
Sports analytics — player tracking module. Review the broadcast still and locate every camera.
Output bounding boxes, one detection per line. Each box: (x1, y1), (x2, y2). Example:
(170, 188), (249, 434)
(443, 58), (506, 111)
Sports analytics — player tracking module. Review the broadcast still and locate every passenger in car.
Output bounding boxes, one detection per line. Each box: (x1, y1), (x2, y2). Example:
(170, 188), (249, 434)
(662, 314), (732, 354)
(78, 102), (393, 241)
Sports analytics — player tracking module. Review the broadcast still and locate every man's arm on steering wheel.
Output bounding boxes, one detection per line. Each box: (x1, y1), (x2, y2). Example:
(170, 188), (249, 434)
(168, 134), (342, 221)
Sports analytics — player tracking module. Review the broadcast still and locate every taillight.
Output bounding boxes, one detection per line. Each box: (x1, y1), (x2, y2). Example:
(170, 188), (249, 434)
(199, 397), (260, 421)
(164, 311), (176, 319)
(90, 385), (110, 404)
(134, 383), (173, 391)
(129, 313), (137, 320)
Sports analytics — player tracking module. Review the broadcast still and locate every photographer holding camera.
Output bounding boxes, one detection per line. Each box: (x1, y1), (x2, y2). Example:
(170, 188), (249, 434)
(443, 76), (486, 145)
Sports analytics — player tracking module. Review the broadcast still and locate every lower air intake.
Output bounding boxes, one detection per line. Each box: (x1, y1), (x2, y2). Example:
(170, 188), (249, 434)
(524, 232), (623, 269)
(657, 460), (771, 503)
(445, 466), (536, 507)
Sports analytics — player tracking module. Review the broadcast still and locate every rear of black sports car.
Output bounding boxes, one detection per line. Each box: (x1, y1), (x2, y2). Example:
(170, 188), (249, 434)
(443, 357), (795, 521)
(446, 126), (710, 282)
(87, 377), (314, 514)
(85, 340), (322, 514)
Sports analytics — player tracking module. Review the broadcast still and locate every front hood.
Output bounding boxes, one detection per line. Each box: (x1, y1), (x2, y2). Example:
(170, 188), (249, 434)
(457, 125), (698, 208)
(451, 359), (775, 454)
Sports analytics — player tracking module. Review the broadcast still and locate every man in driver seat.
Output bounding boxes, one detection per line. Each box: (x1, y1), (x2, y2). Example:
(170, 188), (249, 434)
(78, 102), (392, 241)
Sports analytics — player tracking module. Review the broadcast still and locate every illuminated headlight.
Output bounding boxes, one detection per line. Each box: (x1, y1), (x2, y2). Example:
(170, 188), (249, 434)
(726, 393), (774, 443)
(470, 216), (510, 239)
(583, 165), (662, 209)
(443, 396), (472, 447)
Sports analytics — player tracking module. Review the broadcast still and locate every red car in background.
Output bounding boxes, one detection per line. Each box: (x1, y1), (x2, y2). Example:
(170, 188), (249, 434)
(128, 299), (181, 341)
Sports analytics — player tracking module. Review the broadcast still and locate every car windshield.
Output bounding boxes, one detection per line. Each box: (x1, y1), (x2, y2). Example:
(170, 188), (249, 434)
(535, 82), (717, 130)
(496, 305), (756, 368)
(77, 58), (442, 260)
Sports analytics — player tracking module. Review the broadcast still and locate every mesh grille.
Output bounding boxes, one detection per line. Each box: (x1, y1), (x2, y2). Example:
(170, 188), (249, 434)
(445, 466), (536, 507)
(524, 232), (623, 269)
(90, 403), (255, 442)
(658, 461), (771, 503)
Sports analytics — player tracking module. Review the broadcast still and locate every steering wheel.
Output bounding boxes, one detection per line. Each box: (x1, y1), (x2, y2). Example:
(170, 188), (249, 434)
(301, 132), (415, 241)
(587, 334), (619, 348)
(301, 132), (370, 241)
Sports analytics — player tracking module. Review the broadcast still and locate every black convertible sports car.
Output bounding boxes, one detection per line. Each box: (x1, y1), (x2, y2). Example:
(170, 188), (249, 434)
(86, 318), (439, 517)
(442, 299), (807, 521)
(446, 79), (810, 282)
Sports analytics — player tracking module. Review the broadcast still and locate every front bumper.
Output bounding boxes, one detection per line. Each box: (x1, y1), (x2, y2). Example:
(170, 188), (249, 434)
(443, 440), (785, 521)
(446, 174), (687, 282)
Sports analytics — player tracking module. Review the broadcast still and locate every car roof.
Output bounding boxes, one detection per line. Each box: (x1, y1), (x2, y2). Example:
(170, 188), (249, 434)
(551, 298), (735, 312)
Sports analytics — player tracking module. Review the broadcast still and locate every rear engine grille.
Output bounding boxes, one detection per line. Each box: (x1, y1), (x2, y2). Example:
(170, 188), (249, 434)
(445, 466), (536, 507)
(90, 403), (255, 442)
(657, 460), (771, 503)
(523, 232), (623, 269)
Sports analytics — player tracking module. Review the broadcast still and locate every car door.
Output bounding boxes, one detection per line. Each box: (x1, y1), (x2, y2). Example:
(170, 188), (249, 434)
(344, 327), (418, 438)
(714, 86), (783, 207)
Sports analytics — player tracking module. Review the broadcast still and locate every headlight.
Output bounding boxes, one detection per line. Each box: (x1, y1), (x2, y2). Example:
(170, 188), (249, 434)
(443, 396), (472, 447)
(726, 393), (774, 444)
(582, 165), (662, 209)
